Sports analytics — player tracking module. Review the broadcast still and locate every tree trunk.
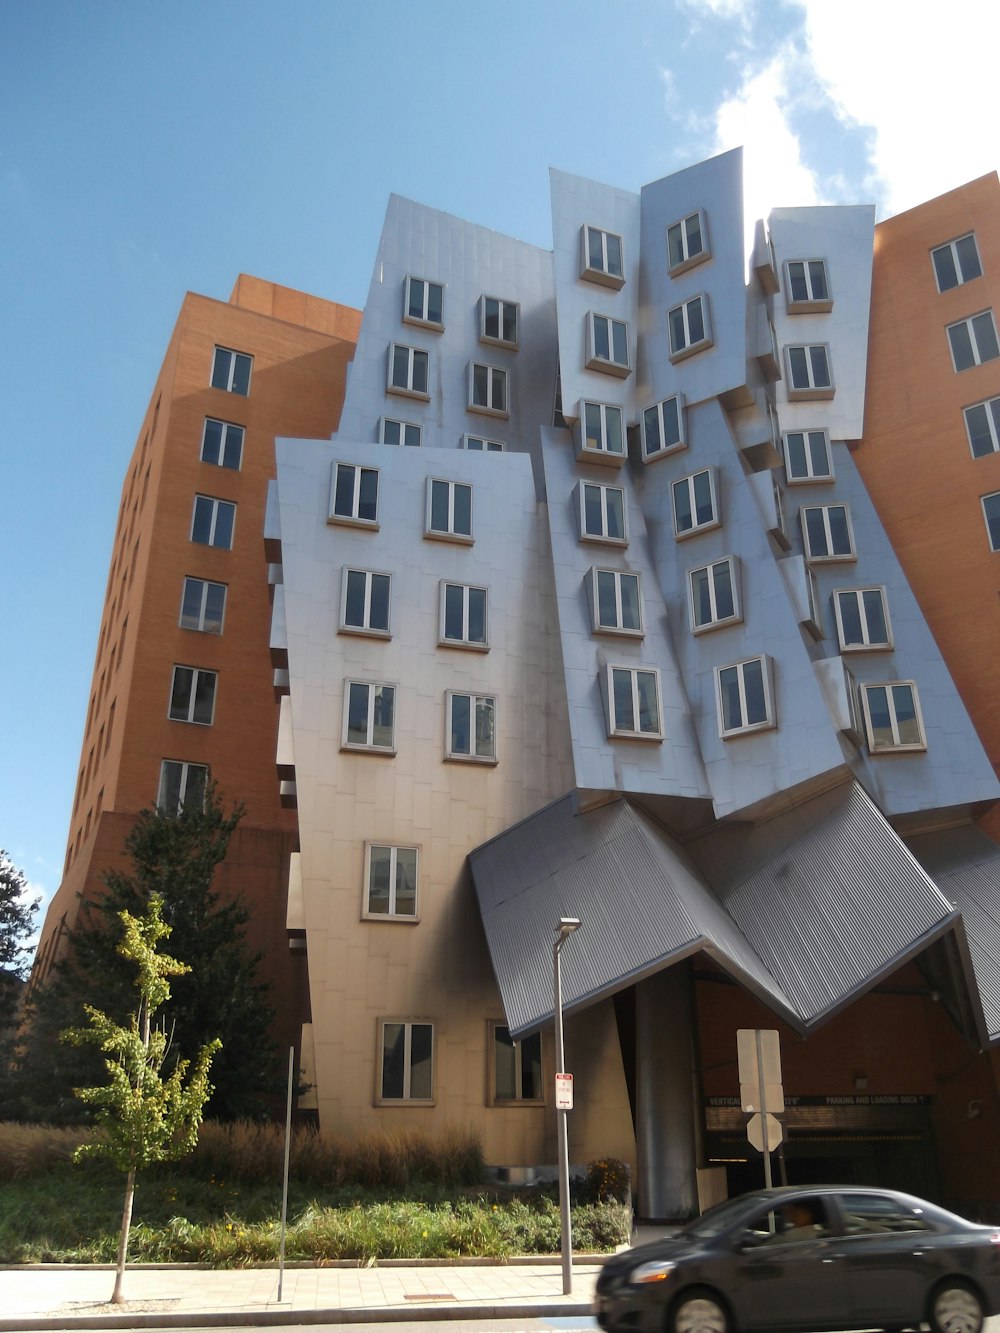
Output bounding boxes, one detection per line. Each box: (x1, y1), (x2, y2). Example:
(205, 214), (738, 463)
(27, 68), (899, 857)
(110, 1168), (135, 1304)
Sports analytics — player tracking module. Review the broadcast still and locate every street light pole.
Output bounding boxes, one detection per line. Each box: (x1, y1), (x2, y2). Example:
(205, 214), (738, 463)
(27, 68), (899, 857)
(553, 916), (581, 1297)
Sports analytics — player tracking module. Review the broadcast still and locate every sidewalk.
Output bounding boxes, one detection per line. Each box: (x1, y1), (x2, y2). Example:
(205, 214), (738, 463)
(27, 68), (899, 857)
(0, 1256), (606, 1330)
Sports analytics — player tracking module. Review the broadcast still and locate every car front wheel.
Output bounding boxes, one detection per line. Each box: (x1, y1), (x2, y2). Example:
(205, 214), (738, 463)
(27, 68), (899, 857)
(929, 1280), (984, 1333)
(668, 1288), (730, 1333)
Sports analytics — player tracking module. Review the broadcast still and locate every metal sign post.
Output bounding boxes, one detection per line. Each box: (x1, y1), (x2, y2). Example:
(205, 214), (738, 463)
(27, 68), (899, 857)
(737, 1029), (784, 1188)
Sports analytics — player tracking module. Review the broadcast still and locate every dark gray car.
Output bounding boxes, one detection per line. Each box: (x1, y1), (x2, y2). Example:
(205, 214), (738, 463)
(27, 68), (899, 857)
(595, 1185), (1000, 1333)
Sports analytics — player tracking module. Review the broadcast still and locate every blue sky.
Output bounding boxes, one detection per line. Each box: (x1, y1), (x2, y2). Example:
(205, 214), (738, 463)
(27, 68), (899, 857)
(3, 0), (998, 941)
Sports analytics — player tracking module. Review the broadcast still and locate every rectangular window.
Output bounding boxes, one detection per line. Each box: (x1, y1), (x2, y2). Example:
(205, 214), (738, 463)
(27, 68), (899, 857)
(579, 400), (625, 460)
(168, 666), (217, 725)
(201, 418), (244, 470)
(446, 691), (497, 762)
(982, 491), (1000, 551)
(379, 417), (422, 447)
(492, 1024), (542, 1102)
(157, 760), (208, 815)
(716, 656), (775, 737)
(586, 312), (630, 376)
(861, 682), (926, 753)
(469, 362), (509, 417)
(379, 1020), (433, 1102)
(330, 462), (379, 526)
(341, 568), (391, 637)
(462, 434), (505, 452)
(191, 495), (235, 549)
(581, 225), (625, 288)
(403, 276), (443, 328)
(364, 844), (418, 920)
(833, 588), (892, 651)
(342, 681), (396, 753)
(440, 582), (488, 649)
(784, 429), (833, 483)
(948, 312), (1000, 371)
(801, 503), (855, 561)
(689, 557), (740, 632)
(784, 259), (832, 313)
(965, 396), (1000, 458)
(579, 481), (627, 544)
(605, 665), (662, 739)
(180, 577), (226, 634)
(672, 469), (719, 538)
(211, 347), (252, 395)
(932, 234), (982, 292)
(388, 343), (429, 398)
(480, 295), (518, 348)
(785, 344), (834, 399)
(668, 294), (712, 361)
(590, 568), (642, 635)
(642, 395), (685, 461)
(427, 478), (473, 542)
(667, 210), (708, 274)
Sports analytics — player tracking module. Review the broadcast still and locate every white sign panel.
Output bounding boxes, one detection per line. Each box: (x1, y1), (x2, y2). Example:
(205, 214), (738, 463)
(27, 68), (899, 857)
(555, 1072), (574, 1110)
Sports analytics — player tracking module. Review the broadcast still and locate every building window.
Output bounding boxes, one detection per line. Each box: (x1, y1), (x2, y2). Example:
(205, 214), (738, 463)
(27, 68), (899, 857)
(342, 681), (396, 753)
(492, 1024), (542, 1103)
(590, 568), (642, 635)
(833, 588), (892, 651)
(191, 495), (235, 549)
(785, 344), (834, 399)
(689, 557), (741, 633)
(480, 296), (518, 348)
(330, 462), (379, 527)
(948, 312), (1000, 372)
(605, 665), (663, 740)
(364, 844), (418, 920)
(168, 666), (217, 725)
(861, 682), (926, 753)
(468, 362), (509, 417)
(379, 417), (422, 447)
(672, 469), (719, 539)
(586, 313), (630, 377)
(668, 295), (713, 361)
(180, 577), (226, 634)
(716, 656), (775, 737)
(965, 396), (1000, 458)
(983, 491), (1000, 551)
(784, 259), (832, 313)
(446, 691), (497, 762)
(427, 478), (473, 542)
(801, 504), (854, 562)
(388, 343), (430, 398)
(341, 568), (391, 637)
(642, 395), (685, 461)
(201, 418), (244, 470)
(157, 760), (208, 815)
(581, 225), (625, 288)
(932, 234), (982, 292)
(579, 400), (625, 460)
(403, 276), (443, 329)
(462, 434), (505, 452)
(579, 481), (627, 544)
(784, 429), (833, 483)
(378, 1020), (433, 1102)
(440, 582), (488, 649)
(667, 211), (709, 274)
(210, 347), (252, 395)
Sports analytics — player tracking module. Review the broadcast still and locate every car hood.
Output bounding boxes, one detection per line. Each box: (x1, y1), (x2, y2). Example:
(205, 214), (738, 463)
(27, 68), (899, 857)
(601, 1235), (699, 1278)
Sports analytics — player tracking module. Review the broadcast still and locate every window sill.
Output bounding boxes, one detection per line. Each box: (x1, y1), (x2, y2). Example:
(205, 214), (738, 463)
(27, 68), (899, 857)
(674, 519), (722, 542)
(577, 444), (626, 468)
(327, 514), (380, 532)
(387, 385), (431, 402)
(340, 743), (397, 756)
(468, 402), (509, 420)
(668, 251), (711, 279)
(438, 638), (490, 653)
(580, 266), (625, 291)
(669, 337), (714, 365)
(585, 355), (631, 380)
(444, 753), (499, 766)
(425, 529), (474, 546)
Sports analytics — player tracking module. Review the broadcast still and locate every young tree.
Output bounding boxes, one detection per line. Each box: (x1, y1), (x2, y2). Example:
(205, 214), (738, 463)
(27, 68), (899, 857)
(64, 895), (220, 1304)
(0, 850), (39, 1032)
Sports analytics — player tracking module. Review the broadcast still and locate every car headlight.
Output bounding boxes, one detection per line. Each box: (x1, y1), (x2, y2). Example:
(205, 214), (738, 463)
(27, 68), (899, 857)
(628, 1260), (676, 1285)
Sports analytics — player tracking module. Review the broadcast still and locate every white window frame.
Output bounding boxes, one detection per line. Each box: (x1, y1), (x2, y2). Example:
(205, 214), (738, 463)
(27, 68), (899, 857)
(860, 681), (927, 754)
(426, 477), (473, 543)
(445, 690), (498, 763)
(490, 1022), (544, 1105)
(329, 461), (380, 528)
(715, 655), (776, 738)
(191, 495), (236, 549)
(578, 400), (625, 462)
(785, 344), (835, 400)
(168, 665), (217, 726)
(468, 361), (509, 418)
(341, 680), (396, 754)
(948, 312), (1000, 372)
(604, 664), (663, 741)
(461, 433), (505, 452)
(363, 843), (419, 922)
(642, 394), (685, 462)
(387, 342), (430, 399)
(200, 417), (244, 470)
(667, 210), (709, 275)
(585, 312), (631, 377)
(982, 491), (1000, 552)
(578, 481), (628, 545)
(783, 429), (833, 484)
(784, 259), (833, 313)
(833, 587), (893, 652)
(688, 557), (741, 634)
(210, 346), (252, 395)
(403, 276), (444, 330)
(580, 224), (625, 288)
(157, 760), (208, 815)
(479, 295), (519, 349)
(340, 567), (392, 639)
(932, 234), (982, 293)
(589, 568), (643, 637)
(179, 577), (226, 634)
(801, 503), (856, 562)
(439, 581), (489, 650)
(672, 468), (720, 540)
(379, 416), (422, 448)
(668, 294), (713, 362)
(964, 396), (1000, 458)
(377, 1019), (434, 1104)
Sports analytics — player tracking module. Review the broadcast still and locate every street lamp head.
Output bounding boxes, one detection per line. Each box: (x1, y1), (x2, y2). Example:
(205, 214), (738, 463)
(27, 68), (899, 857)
(556, 917), (581, 937)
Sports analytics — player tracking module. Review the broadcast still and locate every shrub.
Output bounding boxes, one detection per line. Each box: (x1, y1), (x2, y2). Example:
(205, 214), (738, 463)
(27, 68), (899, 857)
(579, 1156), (631, 1205)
